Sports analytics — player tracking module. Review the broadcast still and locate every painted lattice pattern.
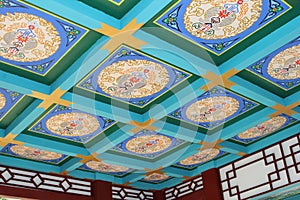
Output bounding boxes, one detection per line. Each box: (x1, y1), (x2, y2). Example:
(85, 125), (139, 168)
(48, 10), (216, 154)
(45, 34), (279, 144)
(165, 176), (203, 200)
(220, 134), (300, 200)
(0, 166), (91, 196)
(112, 186), (154, 200)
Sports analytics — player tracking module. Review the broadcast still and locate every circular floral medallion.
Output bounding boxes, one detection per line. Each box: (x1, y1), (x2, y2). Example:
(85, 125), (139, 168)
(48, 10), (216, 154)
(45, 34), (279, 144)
(97, 60), (170, 99)
(86, 161), (130, 173)
(10, 145), (62, 161)
(186, 96), (239, 123)
(0, 12), (61, 62)
(238, 116), (287, 139)
(0, 93), (6, 110)
(180, 148), (220, 166)
(183, 0), (262, 40)
(144, 173), (169, 181)
(268, 44), (300, 80)
(125, 134), (172, 155)
(46, 112), (100, 136)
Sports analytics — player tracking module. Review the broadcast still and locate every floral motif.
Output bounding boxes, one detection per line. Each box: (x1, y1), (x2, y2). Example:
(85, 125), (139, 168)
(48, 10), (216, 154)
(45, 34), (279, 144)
(157, 0), (289, 54)
(112, 130), (185, 159)
(9, 145), (63, 161)
(46, 112), (100, 136)
(125, 134), (172, 155)
(184, 0), (262, 40)
(238, 116), (287, 139)
(98, 59), (170, 99)
(85, 160), (130, 173)
(0, 92), (6, 109)
(179, 148), (220, 166)
(268, 44), (300, 80)
(143, 173), (170, 183)
(0, 12), (61, 62)
(186, 96), (240, 123)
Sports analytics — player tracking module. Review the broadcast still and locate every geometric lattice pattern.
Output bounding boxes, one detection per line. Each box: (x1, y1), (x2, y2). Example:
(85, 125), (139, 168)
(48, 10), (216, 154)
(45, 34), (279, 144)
(112, 186), (154, 200)
(220, 134), (300, 200)
(0, 165), (91, 196)
(165, 176), (203, 200)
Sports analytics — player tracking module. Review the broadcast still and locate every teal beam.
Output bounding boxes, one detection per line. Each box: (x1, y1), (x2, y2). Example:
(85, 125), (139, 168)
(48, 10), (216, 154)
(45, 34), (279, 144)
(60, 158), (82, 173)
(130, 177), (184, 190)
(219, 141), (249, 154)
(5, 99), (42, 135)
(0, 155), (59, 173)
(136, 30), (219, 75)
(62, 92), (143, 123)
(0, 129), (5, 138)
(25, 0), (120, 29)
(0, 70), (50, 95)
(284, 91), (300, 106)
(215, 153), (241, 168)
(220, 16), (300, 73)
(230, 76), (285, 106)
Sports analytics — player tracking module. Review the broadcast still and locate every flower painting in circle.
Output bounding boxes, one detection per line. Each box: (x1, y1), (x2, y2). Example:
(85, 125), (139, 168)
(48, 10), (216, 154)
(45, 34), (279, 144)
(231, 114), (297, 144)
(155, 0), (291, 55)
(111, 129), (186, 159)
(0, 0), (87, 75)
(141, 173), (171, 184)
(174, 148), (225, 169)
(169, 86), (258, 129)
(29, 105), (116, 143)
(0, 143), (68, 164)
(247, 36), (300, 90)
(80, 160), (133, 176)
(0, 87), (23, 121)
(77, 45), (191, 107)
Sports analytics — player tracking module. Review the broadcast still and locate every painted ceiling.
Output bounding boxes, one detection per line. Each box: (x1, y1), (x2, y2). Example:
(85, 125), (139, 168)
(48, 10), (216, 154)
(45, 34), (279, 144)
(0, 0), (299, 192)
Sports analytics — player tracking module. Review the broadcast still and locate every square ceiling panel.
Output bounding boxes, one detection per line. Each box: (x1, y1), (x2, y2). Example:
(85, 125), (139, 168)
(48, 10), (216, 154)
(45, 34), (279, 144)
(246, 36), (300, 90)
(79, 160), (134, 177)
(0, 87), (23, 121)
(29, 105), (116, 143)
(140, 173), (172, 184)
(77, 45), (191, 108)
(0, 0), (87, 76)
(174, 148), (226, 169)
(154, 0), (291, 55)
(169, 86), (259, 130)
(0, 144), (68, 164)
(231, 114), (298, 144)
(110, 129), (186, 159)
